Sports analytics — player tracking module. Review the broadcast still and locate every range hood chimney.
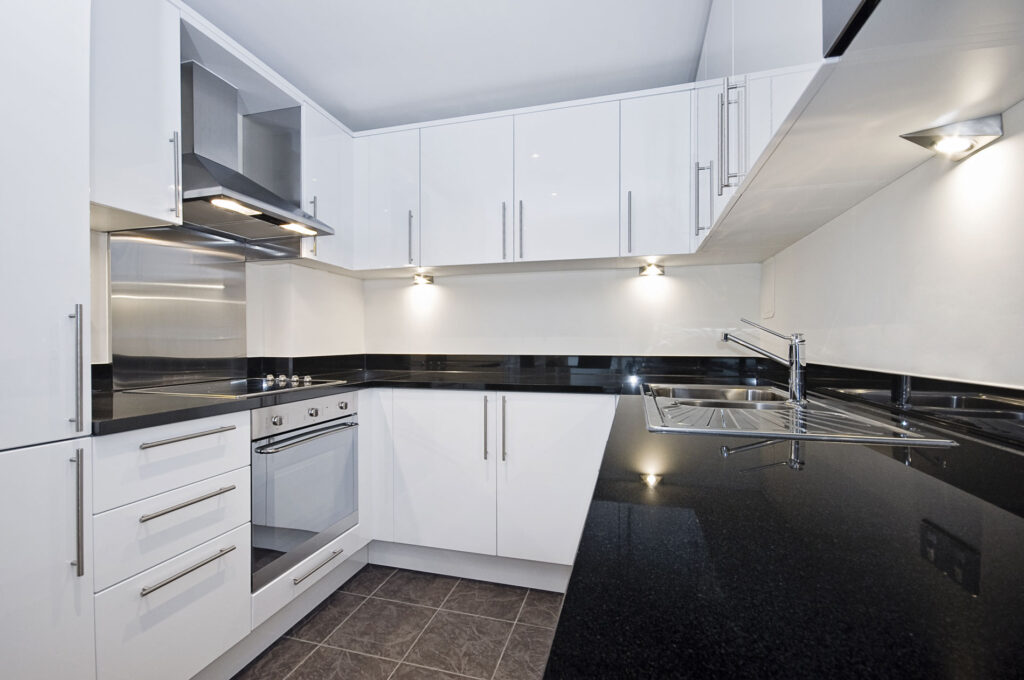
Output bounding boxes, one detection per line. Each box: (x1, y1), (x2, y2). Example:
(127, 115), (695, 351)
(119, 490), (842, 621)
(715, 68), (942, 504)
(180, 62), (333, 240)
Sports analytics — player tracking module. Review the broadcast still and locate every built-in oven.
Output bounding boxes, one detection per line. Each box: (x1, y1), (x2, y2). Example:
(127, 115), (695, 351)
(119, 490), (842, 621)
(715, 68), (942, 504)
(250, 392), (358, 592)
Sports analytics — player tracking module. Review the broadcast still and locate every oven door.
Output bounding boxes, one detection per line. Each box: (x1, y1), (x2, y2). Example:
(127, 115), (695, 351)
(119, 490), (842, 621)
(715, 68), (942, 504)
(251, 416), (358, 592)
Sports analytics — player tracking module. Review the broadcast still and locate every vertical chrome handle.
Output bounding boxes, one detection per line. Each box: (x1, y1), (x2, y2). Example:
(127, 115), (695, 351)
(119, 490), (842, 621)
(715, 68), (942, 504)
(626, 190), (633, 253)
(694, 163), (712, 235)
(518, 200), (524, 259)
(501, 395), (508, 462)
(407, 210), (414, 264)
(483, 395), (489, 460)
(68, 304), (83, 432)
(724, 84), (744, 185)
(170, 131), (181, 218)
(70, 448), (84, 577)
(717, 92), (726, 196)
(501, 202), (507, 260)
(310, 195), (318, 218)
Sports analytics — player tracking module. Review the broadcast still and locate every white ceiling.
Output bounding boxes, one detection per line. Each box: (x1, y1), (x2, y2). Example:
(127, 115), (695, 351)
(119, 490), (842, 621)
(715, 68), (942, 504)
(182, 0), (712, 131)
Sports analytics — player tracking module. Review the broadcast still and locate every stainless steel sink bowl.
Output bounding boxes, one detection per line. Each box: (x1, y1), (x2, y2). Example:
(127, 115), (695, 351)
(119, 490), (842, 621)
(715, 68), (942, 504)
(646, 384), (790, 410)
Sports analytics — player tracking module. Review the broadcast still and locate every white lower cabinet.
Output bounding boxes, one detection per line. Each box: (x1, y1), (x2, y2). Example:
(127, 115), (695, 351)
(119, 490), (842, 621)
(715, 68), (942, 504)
(392, 389), (615, 565)
(95, 523), (251, 680)
(0, 438), (95, 680)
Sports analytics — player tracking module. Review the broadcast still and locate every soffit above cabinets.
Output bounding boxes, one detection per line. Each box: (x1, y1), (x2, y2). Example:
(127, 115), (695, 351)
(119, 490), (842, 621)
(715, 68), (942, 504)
(698, 0), (1024, 263)
(179, 0), (712, 131)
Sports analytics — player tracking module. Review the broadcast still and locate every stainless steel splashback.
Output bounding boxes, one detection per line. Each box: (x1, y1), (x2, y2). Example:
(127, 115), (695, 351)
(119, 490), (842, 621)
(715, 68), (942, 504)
(110, 226), (248, 389)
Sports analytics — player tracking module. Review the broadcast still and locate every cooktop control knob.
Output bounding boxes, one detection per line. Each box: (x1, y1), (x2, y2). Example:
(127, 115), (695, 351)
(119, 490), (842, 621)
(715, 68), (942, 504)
(271, 415), (283, 427)
(277, 374), (287, 383)
(303, 375), (312, 384)
(291, 375), (299, 383)
(338, 401), (348, 410)
(265, 374), (275, 384)
(308, 407), (320, 418)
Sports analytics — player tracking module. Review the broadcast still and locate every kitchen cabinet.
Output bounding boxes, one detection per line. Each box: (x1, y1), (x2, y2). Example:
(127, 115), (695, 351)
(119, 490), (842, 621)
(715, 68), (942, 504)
(421, 117), (514, 266)
(353, 129), (420, 269)
(693, 78), (733, 249)
(0, 439), (95, 680)
(620, 92), (693, 256)
(392, 389), (615, 565)
(513, 102), (620, 262)
(301, 105), (350, 232)
(91, 0), (182, 228)
(746, 66), (817, 167)
(1, 1), (90, 451)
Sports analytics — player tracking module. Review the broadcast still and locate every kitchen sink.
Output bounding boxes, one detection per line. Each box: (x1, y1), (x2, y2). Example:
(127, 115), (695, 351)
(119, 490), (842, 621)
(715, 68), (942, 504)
(646, 384), (790, 410)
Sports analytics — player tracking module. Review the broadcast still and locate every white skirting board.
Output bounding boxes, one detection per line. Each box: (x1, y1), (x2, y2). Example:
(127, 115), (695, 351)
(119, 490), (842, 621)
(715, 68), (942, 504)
(368, 541), (573, 593)
(193, 547), (369, 680)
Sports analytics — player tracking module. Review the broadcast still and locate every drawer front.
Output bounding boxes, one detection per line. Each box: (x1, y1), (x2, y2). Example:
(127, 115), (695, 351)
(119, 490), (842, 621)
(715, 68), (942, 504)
(95, 524), (251, 680)
(252, 523), (369, 628)
(94, 412), (250, 512)
(93, 467), (251, 592)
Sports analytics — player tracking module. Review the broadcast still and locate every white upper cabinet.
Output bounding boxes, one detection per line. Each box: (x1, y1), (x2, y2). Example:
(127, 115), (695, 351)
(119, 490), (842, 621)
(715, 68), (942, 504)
(693, 80), (725, 249)
(421, 117), (514, 266)
(353, 130), (420, 269)
(301, 105), (349, 231)
(1, 0), (90, 451)
(513, 102), (620, 262)
(91, 0), (182, 228)
(620, 92), (693, 257)
(746, 66), (818, 166)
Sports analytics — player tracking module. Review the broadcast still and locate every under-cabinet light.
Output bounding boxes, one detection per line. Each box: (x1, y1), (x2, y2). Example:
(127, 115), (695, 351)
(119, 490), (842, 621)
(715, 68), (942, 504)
(900, 114), (1003, 161)
(210, 198), (261, 216)
(413, 273), (434, 285)
(641, 473), (663, 488)
(639, 263), (665, 277)
(280, 223), (317, 236)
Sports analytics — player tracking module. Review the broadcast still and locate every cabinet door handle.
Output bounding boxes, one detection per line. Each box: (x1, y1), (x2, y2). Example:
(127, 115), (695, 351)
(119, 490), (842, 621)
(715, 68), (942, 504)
(718, 91), (726, 197)
(170, 131), (181, 218)
(627, 190), (633, 253)
(139, 425), (236, 450)
(694, 162), (712, 236)
(139, 485), (237, 523)
(68, 304), (83, 432)
(501, 395), (508, 462)
(407, 210), (414, 264)
(723, 84), (744, 187)
(518, 200), (524, 259)
(310, 195), (318, 218)
(69, 448), (84, 577)
(293, 548), (343, 585)
(501, 202), (507, 260)
(483, 395), (489, 460)
(140, 545), (236, 597)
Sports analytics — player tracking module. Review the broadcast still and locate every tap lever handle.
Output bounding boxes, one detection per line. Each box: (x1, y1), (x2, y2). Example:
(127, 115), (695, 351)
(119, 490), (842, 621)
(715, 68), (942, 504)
(740, 317), (795, 341)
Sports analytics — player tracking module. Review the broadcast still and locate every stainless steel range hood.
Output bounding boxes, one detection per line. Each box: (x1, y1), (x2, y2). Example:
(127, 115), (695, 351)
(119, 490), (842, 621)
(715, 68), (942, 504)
(180, 62), (333, 241)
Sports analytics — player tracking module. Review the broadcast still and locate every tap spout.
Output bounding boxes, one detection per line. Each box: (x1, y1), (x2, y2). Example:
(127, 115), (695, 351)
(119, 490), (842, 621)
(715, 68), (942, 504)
(722, 332), (789, 367)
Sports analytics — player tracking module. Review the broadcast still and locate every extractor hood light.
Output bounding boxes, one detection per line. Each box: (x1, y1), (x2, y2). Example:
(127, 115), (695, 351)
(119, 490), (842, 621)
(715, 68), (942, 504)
(413, 273), (434, 285)
(900, 114), (1003, 161)
(280, 223), (318, 236)
(639, 263), (665, 277)
(210, 197), (261, 216)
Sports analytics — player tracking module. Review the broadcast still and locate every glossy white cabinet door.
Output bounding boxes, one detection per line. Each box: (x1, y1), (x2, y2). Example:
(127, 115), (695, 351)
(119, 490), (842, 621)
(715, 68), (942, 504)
(393, 390), (497, 555)
(497, 393), (615, 565)
(421, 117), (514, 266)
(0, 439), (95, 680)
(513, 102), (620, 262)
(353, 130), (420, 269)
(302, 106), (348, 231)
(0, 1), (90, 451)
(91, 0), (181, 227)
(620, 92), (693, 257)
(693, 80), (722, 250)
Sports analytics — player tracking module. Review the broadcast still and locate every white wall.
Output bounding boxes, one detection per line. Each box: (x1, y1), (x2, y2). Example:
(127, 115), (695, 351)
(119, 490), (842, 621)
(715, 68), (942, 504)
(246, 262), (365, 357)
(363, 265), (761, 356)
(767, 97), (1024, 389)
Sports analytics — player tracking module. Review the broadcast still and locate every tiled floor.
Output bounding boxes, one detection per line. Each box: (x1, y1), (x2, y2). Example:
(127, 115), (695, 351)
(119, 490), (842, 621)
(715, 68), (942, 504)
(233, 564), (563, 680)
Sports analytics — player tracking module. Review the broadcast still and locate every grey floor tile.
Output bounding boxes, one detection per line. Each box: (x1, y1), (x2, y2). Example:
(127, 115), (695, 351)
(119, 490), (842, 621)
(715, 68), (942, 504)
(289, 647), (396, 680)
(340, 563), (397, 596)
(374, 569), (459, 607)
(288, 591), (366, 643)
(325, 597), (435, 660)
(404, 610), (512, 679)
(442, 579), (527, 621)
(391, 663), (465, 679)
(492, 624), (555, 680)
(516, 590), (563, 628)
(231, 637), (316, 680)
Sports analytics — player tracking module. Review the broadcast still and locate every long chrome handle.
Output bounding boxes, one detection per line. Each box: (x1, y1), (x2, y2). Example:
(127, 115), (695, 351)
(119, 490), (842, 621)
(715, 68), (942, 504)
(483, 395), (489, 460)
(694, 162), (711, 235)
(70, 448), (84, 577)
(501, 395), (508, 462)
(139, 485), (237, 523)
(255, 421), (357, 455)
(501, 202), (507, 260)
(140, 425), (236, 450)
(171, 131), (181, 218)
(718, 91), (726, 196)
(68, 304), (83, 432)
(310, 195), (318, 218)
(708, 160), (715, 225)
(518, 200), (524, 259)
(293, 548), (343, 585)
(140, 545), (236, 597)
(740, 317), (792, 340)
(626, 190), (633, 253)
(407, 209), (414, 264)
(725, 84), (744, 184)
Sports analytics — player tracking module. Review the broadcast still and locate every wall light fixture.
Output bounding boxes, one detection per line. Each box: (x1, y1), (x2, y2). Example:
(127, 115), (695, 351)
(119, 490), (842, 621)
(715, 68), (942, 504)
(900, 114), (1003, 161)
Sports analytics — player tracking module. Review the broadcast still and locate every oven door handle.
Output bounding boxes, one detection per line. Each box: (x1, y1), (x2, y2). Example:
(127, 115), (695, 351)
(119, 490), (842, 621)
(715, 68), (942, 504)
(255, 421), (358, 455)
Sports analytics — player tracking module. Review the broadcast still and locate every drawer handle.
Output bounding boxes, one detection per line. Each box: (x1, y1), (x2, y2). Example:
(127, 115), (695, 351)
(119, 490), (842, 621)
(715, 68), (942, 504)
(139, 485), (238, 523)
(293, 548), (344, 586)
(139, 425), (237, 450)
(140, 545), (236, 597)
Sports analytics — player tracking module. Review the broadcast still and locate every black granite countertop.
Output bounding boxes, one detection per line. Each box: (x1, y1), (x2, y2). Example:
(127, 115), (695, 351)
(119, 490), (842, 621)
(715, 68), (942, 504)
(544, 395), (1024, 679)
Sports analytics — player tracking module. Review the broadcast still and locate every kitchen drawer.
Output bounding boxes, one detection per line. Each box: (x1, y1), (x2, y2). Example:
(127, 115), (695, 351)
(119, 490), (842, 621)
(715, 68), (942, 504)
(252, 523), (369, 628)
(94, 412), (250, 512)
(95, 523), (251, 680)
(93, 467), (251, 592)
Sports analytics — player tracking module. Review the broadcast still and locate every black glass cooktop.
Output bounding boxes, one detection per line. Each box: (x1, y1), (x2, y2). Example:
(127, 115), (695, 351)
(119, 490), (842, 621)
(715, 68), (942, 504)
(126, 377), (347, 400)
